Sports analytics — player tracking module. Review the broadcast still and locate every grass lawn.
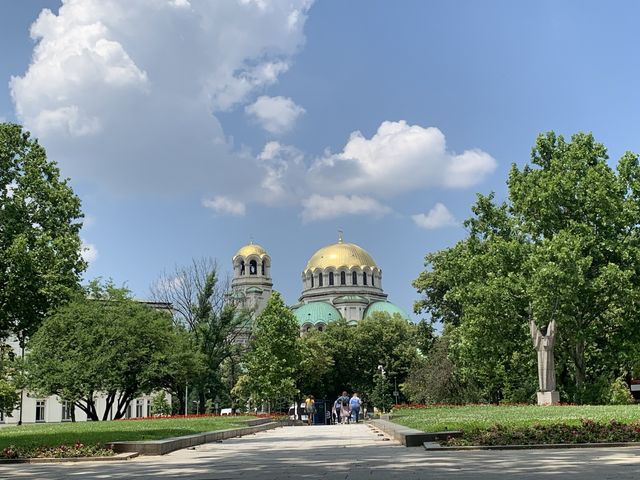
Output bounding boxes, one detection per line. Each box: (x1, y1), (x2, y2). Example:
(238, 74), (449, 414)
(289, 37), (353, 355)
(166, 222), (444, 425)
(391, 405), (640, 432)
(0, 416), (256, 450)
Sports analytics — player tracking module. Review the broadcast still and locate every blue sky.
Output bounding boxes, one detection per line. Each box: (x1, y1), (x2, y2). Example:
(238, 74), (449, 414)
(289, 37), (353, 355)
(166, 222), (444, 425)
(2, 1), (640, 319)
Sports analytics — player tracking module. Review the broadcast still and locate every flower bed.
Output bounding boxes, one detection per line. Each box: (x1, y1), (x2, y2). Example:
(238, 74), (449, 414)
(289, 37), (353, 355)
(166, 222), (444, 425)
(443, 419), (640, 446)
(2, 441), (115, 459)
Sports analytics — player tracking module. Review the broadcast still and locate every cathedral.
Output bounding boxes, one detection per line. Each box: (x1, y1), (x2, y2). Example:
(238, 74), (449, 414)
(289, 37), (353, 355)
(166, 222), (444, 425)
(230, 233), (410, 333)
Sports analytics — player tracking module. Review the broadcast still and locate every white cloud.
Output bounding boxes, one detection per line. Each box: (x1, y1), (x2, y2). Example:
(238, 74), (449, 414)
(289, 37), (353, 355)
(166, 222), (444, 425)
(308, 120), (496, 197)
(412, 203), (458, 230)
(256, 141), (306, 205)
(202, 196), (246, 216)
(11, 0), (312, 193)
(301, 194), (391, 223)
(245, 95), (305, 134)
(81, 240), (99, 263)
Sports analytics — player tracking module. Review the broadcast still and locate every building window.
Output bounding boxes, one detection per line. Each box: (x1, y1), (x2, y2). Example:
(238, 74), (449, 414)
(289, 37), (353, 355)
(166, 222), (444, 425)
(147, 399), (152, 417)
(311, 275), (314, 288)
(329, 272), (334, 286)
(240, 261), (245, 275)
(352, 271), (357, 285)
(126, 404), (132, 419)
(261, 262), (265, 275)
(136, 399), (144, 418)
(363, 272), (368, 285)
(340, 271), (346, 285)
(249, 260), (257, 275)
(36, 400), (45, 422)
(62, 401), (74, 422)
(372, 274), (375, 286)
(318, 272), (323, 287)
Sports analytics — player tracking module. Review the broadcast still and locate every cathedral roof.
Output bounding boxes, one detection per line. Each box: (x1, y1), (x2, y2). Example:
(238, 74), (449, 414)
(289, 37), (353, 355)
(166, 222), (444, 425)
(304, 234), (378, 272)
(234, 242), (268, 259)
(293, 301), (342, 325)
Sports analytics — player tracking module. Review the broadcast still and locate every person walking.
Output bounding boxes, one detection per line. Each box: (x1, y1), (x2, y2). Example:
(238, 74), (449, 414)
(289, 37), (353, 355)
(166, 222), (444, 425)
(305, 395), (315, 426)
(350, 392), (362, 423)
(339, 391), (350, 424)
(333, 397), (342, 424)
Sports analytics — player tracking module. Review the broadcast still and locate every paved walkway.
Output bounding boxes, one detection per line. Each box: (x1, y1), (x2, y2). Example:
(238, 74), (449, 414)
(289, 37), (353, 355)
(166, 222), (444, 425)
(3, 423), (640, 479)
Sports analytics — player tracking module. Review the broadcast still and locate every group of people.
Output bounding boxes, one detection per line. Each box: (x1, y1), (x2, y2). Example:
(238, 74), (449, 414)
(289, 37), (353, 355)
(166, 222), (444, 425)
(332, 391), (361, 424)
(304, 391), (362, 425)
(303, 392), (363, 425)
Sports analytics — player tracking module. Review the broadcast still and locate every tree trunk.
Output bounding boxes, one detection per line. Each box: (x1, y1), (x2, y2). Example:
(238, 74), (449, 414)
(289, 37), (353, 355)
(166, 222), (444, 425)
(102, 391), (116, 421)
(198, 390), (205, 415)
(76, 394), (99, 421)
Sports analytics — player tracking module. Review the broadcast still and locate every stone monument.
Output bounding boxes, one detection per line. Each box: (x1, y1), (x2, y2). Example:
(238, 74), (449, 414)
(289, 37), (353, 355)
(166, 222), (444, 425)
(530, 319), (560, 405)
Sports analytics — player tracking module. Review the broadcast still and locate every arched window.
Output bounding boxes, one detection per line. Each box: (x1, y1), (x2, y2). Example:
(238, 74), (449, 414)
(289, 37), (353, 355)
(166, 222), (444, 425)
(311, 275), (314, 288)
(372, 273), (375, 286)
(249, 260), (257, 275)
(363, 272), (367, 285)
(329, 272), (334, 286)
(340, 271), (346, 285)
(318, 272), (323, 287)
(261, 262), (265, 275)
(240, 261), (245, 275)
(352, 271), (357, 285)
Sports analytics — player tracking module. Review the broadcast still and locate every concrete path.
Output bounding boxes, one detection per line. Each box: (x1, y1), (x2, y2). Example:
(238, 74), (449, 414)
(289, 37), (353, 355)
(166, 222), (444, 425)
(3, 423), (640, 479)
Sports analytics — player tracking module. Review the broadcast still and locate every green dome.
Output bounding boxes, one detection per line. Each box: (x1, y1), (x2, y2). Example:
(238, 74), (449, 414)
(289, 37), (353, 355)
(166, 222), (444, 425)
(293, 302), (342, 326)
(364, 301), (410, 321)
(332, 295), (370, 305)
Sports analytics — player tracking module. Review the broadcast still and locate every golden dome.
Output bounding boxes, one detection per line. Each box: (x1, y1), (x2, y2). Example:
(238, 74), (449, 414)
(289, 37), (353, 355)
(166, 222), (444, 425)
(304, 239), (378, 271)
(234, 243), (268, 259)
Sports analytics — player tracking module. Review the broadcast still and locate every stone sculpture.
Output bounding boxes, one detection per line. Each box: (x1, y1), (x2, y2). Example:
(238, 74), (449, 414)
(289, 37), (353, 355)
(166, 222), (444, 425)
(530, 319), (560, 405)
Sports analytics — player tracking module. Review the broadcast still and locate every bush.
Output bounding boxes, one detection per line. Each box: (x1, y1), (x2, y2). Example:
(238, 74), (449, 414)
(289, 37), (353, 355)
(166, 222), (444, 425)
(608, 377), (635, 405)
(445, 418), (640, 446)
(1, 441), (114, 459)
(151, 391), (172, 416)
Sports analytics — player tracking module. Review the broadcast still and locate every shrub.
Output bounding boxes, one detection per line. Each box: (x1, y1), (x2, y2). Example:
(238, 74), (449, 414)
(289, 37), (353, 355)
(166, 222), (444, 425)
(608, 377), (635, 405)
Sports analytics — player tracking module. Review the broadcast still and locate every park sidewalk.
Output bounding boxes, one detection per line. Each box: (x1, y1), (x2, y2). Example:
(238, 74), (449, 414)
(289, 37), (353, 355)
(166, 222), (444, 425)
(3, 423), (640, 479)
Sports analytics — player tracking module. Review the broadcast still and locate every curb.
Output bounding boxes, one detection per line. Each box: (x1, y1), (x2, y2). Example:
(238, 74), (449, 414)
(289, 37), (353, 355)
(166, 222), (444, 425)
(0, 452), (138, 464)
(424, 441), (640, 451)
(108, 420), (281, 455)
(370, 419), (462, 447)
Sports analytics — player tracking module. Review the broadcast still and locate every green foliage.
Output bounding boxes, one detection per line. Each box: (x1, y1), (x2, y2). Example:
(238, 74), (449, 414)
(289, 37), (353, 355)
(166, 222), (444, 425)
(151, 392), (172, 416)
(608, 377), (635, 405)
(26, 279), (201, 420)
(239, 292), (301, 405)
(300, 312), (424, 403)
(0, 123), (85, 341)
(414, 132), (640, 403)
(305, 313), (419, 404)
(403, 337), (477, 405)
(0, 344), (19, 417)
(445, 419), (640, 446)
(370, 371), (393, 412)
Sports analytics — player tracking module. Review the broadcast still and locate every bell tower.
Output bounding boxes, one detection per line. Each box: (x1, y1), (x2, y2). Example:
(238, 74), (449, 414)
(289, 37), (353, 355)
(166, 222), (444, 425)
(231, 241), (273, 316)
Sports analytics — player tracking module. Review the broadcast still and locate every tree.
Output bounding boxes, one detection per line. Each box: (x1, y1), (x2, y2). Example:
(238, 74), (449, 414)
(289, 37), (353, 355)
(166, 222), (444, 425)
(26, 280), (199, 420)
(151, 259), (251, 413)
(297, 312), (419, 404)
(0, 123), (85, 343)
(414, 132), (640, 403)
(0, 344), (19, 417)
(238, 292), (300, 409)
